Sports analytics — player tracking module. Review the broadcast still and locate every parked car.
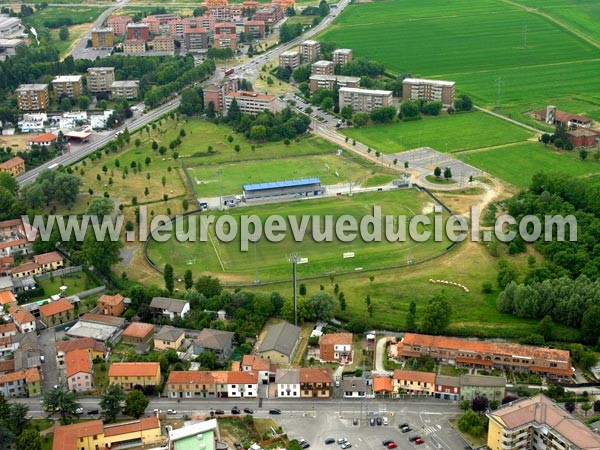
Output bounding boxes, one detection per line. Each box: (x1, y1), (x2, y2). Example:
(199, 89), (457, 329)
(75, 407), (84, 414)
(408, 436), (421, 442)
(399, 423), (409, 429)
(383, 417), (389, 426)
(387, 444), (397, 449)
(415, 439), (425, 445)
(401, 427), (412, 433)
(352, 418), (359, 426)
(377, 417), (383, 426)
(299, 439), (310, 449)
(370, 418), (376, 426)
(214, 409), (225, 415)
(231, 407), (241, 414)
(337, 438), (348, 445)
(341, 443), (352, 449)
(269, 408), (281, 415)
(243, 408), (254, 414)
(233, 443), (243, 450)
(325, 439), (335, 445)
(153, 409), (162, 414)
(87, 409), (99, 415)
(167, 409), (177, 415)
(382, 441), (394, 446)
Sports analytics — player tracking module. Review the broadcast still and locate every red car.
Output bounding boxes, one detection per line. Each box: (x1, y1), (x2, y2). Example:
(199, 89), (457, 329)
(387, 443), (398, 449)
(415, 439), (425, 445)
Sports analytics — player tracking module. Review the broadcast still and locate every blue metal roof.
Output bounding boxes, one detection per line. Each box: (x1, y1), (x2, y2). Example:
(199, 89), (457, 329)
(243, 177), (321, 192)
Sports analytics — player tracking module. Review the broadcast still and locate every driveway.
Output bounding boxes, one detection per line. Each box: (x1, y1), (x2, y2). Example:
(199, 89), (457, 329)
(38, 327), (59, 390)
(374, 336), (394, 376)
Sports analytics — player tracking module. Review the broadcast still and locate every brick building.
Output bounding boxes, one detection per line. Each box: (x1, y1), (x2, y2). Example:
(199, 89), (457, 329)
(244, 20), (265, 38)
(151, 35), (175, 53)
(15, 84), (49, 111)
(402, 78), (455, 107)
(311, 60), (335, 75)
(319, 333), (352, 364)
(183, 28), (208, 52)
(203, 77), (239, 111)
(300, 40), (320, 62)
(107, 15), (132, 36)
(339, 87), (394, 113)
(123, 39), (146, 54)
(126, 23), (150, 41)
(252, 5), (283, 25)
(567, 128), (598, 148)
(279, 50), (300, 71)
(213, 33), (236, 50)
(215, 22), (236, 34)
(87, 67), (115, 94)
(52, 75), (83, 99)
(97, 294), (126, 317)
(332, 48), (352, 66)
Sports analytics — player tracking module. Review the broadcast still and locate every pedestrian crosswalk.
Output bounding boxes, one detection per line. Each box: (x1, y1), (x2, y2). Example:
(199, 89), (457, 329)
(423, 425), (441, 435)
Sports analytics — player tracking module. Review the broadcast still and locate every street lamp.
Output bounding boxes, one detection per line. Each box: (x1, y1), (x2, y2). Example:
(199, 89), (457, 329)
(216, 169), (222, 210)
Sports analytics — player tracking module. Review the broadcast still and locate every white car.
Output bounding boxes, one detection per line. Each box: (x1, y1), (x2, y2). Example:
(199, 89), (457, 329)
(383, 417), (389, 426)
(75, 407), (84, 414)
(167, 409), (177, 414)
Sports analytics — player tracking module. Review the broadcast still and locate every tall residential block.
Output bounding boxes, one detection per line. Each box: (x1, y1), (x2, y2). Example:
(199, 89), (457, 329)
(91, 28), (114, 48)
(332, 48), (353, 66)
(339, 87), (394, 113)
(401, 78), (455, 107)
(15, 84), (49, 111)
(52, 75), (83, 99)
(300, 40), (320, 62)
(87, 67), (115, 94)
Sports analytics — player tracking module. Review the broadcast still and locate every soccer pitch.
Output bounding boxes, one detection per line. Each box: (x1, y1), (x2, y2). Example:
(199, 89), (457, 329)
(146, 189), (451, 283)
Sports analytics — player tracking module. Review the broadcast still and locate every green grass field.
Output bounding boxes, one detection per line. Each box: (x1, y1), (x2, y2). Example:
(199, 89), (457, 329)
(146, 189), (449, 282)
(185, 154), (390, 198)
(464, 142), (600, 188)
(341, 112), (533, 154)
(320, 0), (600, 122)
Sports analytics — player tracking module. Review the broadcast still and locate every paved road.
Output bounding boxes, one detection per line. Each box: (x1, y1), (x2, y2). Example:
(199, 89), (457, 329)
(38, 327), (59, 391)
(374, 336), (394, 376)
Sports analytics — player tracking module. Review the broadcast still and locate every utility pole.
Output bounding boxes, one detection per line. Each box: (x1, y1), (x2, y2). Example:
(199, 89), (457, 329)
(216, 168), (222, 210)
(348, 156), (353, 196)
(288, 254), (301, 326)
(495, 78), (503, 108)
(253, 234), (260, 285)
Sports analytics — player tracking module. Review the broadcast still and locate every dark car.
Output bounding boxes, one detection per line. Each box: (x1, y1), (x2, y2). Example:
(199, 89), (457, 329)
(401, 427), (412, 433)
(231, 407), (241, 414)
(382, 441), (394, 446)
(234, 443), (243, 450)
(399, 424), (409, 429)
(377, 417), (383, 426)
(243, 408), (254, 414)
(214, 409), (225, 415)
(325, 439), (335, 445)
(408, 436), (421, 443)
(269, 408), (282, 415)
(87, 409), (99, 415)
(300, 439), (310, 449)
(370, 418), (376, 426)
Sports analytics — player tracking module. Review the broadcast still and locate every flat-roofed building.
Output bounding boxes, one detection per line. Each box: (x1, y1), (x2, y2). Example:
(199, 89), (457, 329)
(123, 39), (146, 54)
(213, 33), (236, 50)
(87, 67), (115, 94)
(183, 28), (208, 52)
(300, 40), (320, 62)
(0, 38), (23, 60)
(126, 23), (150, 41)
(52, 75), (83, 99)
(203, 77), (239, 112)
(311, 60), (334, 75)
(225, 91), (279, 115)
(339, 87), (394, 113)
(151, 35), (174, 54)
(402, 77), (455, 107)
(16, 84), (49, 111)
(107, 15), (132, 36)
(309, 74), (360, 92)
(244, 20), (265, 38)
(252, 4), (283, 25)
(332, 48), (352, 66)
(91, 28), (114, 48)
(0, 15), (23, 38)
(487, 395), (600, 450)
(279, 50), (300, 71)
(110, 80), (139, 99)
(215, 22), (236, 34)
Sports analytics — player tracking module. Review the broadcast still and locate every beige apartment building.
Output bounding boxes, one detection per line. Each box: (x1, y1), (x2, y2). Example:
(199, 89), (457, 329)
(110, 81), (139, 99)
(15, 84), (49, 111)
(309, 74), (360, 92)
(87, 67), (115, 94)
(333, 48), (353, 66)
(52, 75), (83, 99)
(300, 40), (320, 62)
(279, 50), (300, 71)
(339, 87), (394, 113)
(225, 91), (278, 115)
(311, 60), (335, 75)
(151, 35), (174, 53)
(401, 78), (455, 107)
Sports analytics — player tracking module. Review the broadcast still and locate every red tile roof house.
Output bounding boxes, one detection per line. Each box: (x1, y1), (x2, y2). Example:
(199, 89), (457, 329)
(26, 132), (57, 150)
(8, 305), (36, 333)
(33, 251), (64, 272)
(65, 348), (93, 393)
(319, 332), (353, 364)
(39, 298), (75, 327)
(97, 293), (126, 317)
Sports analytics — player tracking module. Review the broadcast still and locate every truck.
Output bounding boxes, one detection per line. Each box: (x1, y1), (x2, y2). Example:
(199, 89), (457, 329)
(224, 68), (234, 76)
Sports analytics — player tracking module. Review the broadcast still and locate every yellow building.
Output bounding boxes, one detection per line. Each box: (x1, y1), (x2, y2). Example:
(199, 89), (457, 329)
(487, 395), (600, 450)
(0, 157), (25, 176)
(53, 417), (162, 450)
(108, 362), (161, 390)
(393, 370), (435, 396)
(39, 298), (75, 327)
(91, 28), (114, 48)
(34, 251), (64, 272)
(154, 326), (184, 351)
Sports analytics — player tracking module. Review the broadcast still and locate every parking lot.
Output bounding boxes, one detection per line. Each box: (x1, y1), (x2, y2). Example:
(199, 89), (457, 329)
(276, 401), (466, 450)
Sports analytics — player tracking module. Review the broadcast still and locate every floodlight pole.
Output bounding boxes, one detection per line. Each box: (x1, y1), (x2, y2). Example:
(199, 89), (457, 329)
(349, 157), (353, 196)
(217, 169), (222, 210)
(288, 254), (301, 326)
(253, 235), (260, 285)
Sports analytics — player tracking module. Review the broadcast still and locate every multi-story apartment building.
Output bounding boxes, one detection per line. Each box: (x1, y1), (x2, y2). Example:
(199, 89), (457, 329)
(126, 23), (150, 41)
(183, 28), (208, 52)
(319, 333), (352, 364)
(107, 15), (132, 36)
(215, 22), (236, 34)
(108, 362), (161, 390)
(141, 16), (161, 35)
(487, 395), (600, 450)
(460, 374), (506, 401)
(401, 78), (455, 107)
(110, 80), (139, 99)
(0, 157), (25, 176)
(275, 368), (332, 398)
(225, 91), (278, 115)
(309, 74), (360, 92)
(91, 28), (114, 48)
(142, 13), (181, 34)
(311, 60), (335, 75)
(244, 20), (265, 39)
(52, 75), (83, 99)
(339, 87), (394, 113)
(300, 40), (320, 62)
(279, 50), (300, 71)
(151, 35), (174, 54)
(39, 299), (75, 327)
(87, 67), (115, 94)
(123, 39), (146, 54)
(15, 84), (49, 111)
(252, 5), (283, 24)
(395, 333), (573, 380)
(333, 48), (353, 66)
(203, 77), (239, 111)
(167, 370), (259, 398)
(213, 33), (236, 50)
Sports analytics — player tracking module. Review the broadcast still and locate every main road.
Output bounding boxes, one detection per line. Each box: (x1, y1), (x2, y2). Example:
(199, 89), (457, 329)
(16, 0), (349, 187)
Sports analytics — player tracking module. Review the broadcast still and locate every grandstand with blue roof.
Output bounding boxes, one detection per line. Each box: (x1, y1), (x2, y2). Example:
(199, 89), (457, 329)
(242, 178), (324, 200)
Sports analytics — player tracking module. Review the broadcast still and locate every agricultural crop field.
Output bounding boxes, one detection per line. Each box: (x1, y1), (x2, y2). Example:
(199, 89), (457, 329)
(464, 142), (600, 188)
(320, 0), (600, 122)
(341, 111), (533, 154)
(146, 189), (450, 283)
(185, 154), (390, 198)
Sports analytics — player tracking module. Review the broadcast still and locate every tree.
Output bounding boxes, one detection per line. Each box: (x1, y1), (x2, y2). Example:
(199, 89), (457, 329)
(87, 197), (113, 216)
(83, 229), (121, 274)
(299, 283), (307, 296)
(370, 106), (396, 123)
(400, 100), (420, 118)
(195, 275), (222, 298)
(443, 167), (452, 179)
(0, 172), (18, 195)
(565, 401), (575, 413)
(471, 395), (489, 413)
(100, 383), (125, 423)
(308, 291), (336, 321)
(59, 25), (69, 41)
(594, 400), (600, 412)
(541, 133), (551, 146)
(227, 98), (242, 124)
(319, 0), (329, 16)
(339, 292), (346, 311)
(43, 386), (81, 422)
(164, 263), (174, 294)
(60, 97), (72, 112)
(250, 125), (267, 141)
(537, 315), (554, 341)
(199, 350), (217, 369)
(434, 166), (442, 177)
(341, 105), (353, 119)
(582, 402), (592, 416)
(406, 300), (417, 332)
(78, 95), (90, 110)
(458, 409), (485, 437)
(352, 112), (369, 127)
(206, 101), (216, 118)
(292, 65), (311, 83)
(184, 269), (193, 290)
(581, 305), (600, 344)
(8, 402), (29, 435)
(580, 148), (588, 160)
(419, 293), (451, 334)
(16, 429), (41, 450)
(124, 390), (149, 419)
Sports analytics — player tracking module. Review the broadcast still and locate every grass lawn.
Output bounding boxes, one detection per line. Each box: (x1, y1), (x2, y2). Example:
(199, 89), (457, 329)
(464, 142), (600, 188)
(439, 365), (468, 376)
(341, 112), (533, 154)
(146, 189), (450, 283)
(218, 418), (260, 447)
(425, 175), (456, 185)
(185, 153), (385, 198)
(41, 433), (54, 450)
(35, 271), (98, 299)
(93, 362), (109, 393)
(320, 0), (600, 123)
